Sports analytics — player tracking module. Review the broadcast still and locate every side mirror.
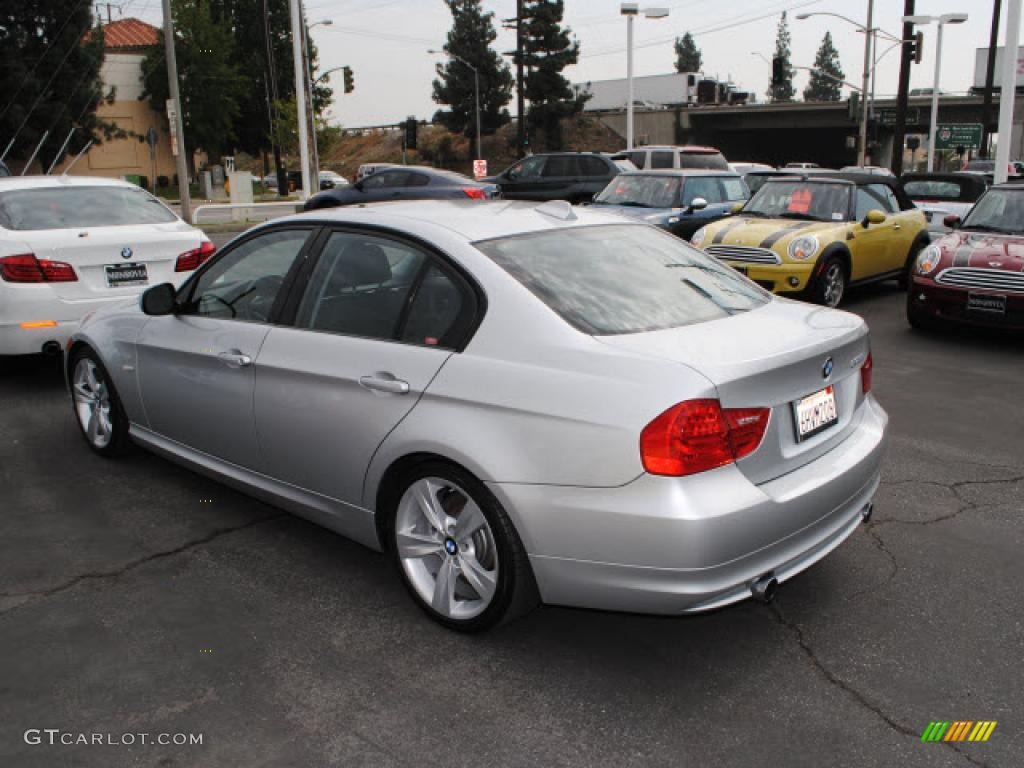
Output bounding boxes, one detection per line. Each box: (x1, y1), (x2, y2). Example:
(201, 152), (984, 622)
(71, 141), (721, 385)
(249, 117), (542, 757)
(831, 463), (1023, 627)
(688, 197), (709, 212)
(731, 201), (745, 214)
(943, 213), (961, 229)
(353, 180), (365, 191)
(862, 209), (887, 227)
(141, 283), (177, 316)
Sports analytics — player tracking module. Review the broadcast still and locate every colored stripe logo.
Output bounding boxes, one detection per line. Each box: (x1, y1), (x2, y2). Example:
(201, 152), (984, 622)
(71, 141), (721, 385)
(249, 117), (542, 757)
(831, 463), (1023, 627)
(921, 721), (997, 742)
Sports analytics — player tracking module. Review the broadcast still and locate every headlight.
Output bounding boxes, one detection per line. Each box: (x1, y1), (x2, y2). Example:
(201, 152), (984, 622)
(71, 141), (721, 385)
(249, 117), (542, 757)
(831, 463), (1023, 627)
(788, 234), (819, 261)
(916, 244), (942, 275)
(690, 227), (707, 247)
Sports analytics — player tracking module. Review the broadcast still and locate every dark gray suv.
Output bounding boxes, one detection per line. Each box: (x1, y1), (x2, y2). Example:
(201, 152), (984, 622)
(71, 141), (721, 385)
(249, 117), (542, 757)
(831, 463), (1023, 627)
(489, 152), (633, 203)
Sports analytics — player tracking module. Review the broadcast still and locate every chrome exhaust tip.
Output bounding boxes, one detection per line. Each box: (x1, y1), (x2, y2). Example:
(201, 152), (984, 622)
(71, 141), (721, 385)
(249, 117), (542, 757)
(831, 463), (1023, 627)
(861, 503), (873, 523)
(750, 573), (778, 603)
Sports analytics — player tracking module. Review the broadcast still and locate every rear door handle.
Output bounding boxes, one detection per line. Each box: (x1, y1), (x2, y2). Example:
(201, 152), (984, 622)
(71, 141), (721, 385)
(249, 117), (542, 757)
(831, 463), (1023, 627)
(218, 350), (253, 368)
(359, 374), (410, 394)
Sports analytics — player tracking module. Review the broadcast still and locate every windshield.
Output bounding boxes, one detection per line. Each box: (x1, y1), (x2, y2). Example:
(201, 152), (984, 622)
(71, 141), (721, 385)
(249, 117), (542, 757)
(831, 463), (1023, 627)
(595, 175), (681, 208)
(742, 180), (851, 222)
(0, 186), (178, 230)
(961, 189), (1024, 233)
(475, 224), (769, 335)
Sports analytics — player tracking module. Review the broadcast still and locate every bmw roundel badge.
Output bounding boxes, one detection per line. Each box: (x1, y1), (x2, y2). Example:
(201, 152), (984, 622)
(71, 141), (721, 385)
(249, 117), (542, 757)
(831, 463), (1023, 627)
(822, 357), (834, 379)
(121, 246), (133, 260)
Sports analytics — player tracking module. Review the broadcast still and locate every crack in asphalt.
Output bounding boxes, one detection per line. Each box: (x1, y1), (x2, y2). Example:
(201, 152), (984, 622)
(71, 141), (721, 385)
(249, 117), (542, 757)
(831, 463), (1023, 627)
(0, 513), (288, 617)
(847, 522), (899, 601)
(877, 475), (1024, 528)
(767, 602), (990, 768)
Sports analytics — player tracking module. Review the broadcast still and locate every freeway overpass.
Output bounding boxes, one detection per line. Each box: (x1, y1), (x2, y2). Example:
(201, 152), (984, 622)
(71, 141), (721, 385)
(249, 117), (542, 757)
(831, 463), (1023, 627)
(596, 94), (1024, 168)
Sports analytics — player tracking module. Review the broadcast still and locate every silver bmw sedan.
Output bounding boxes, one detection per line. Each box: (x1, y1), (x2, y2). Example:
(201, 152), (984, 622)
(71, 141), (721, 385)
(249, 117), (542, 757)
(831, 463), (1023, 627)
(67, 200), (887, 631)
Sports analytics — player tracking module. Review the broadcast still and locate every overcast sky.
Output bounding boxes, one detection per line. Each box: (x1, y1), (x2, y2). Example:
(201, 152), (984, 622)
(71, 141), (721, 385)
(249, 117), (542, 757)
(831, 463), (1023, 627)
(129, 0), (1014, 128)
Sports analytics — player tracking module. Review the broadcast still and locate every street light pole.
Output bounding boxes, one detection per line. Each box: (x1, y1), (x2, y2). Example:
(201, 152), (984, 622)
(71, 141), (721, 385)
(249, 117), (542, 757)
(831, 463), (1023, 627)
(428, 50), (482, 161)
(995, 0), (1022, 184)
(857, 0), (874, 166)
(288, 0), (311, 200)
(305, 20), (333, 189)
(621, 4), (669, 151)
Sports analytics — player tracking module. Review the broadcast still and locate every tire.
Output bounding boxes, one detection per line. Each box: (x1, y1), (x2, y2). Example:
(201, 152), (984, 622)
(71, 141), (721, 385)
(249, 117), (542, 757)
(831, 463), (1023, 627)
(69, 347), (129, 457)
(809, 255), (848, 308)
(386, 460), (538, 632)
(898, 238), (927, 290)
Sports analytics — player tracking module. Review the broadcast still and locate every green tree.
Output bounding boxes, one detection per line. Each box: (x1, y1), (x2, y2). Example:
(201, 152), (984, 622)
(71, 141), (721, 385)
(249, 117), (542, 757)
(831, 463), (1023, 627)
(522, 0), (586, 150)
(768, 11), (795, 103)
(141, 0), (248, 162)
(674, 32), (701, 73)
(432, 0), (513, 156)
(803, 32), (844, 101)
(0, 0), (108, 168)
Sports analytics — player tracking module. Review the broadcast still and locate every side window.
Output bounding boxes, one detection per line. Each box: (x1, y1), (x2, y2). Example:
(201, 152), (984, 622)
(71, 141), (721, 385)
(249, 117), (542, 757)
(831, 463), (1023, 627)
(406, 173), (430, 187)
(721, 177), (749, 201)
(683, 176), (723, 205)
(627, 151), (647, 169)
(856, 186), (892, 218)
(579, 156), (610, 176)
(401, 265), (466, 348)
(650, 151), (674, 169)
(542, 155), (579, 177)
(184, 229), (310, 323)
(363, 171), (407, 189)
(875, 185), (899, 212)
(508, 156), (545, 180)
(295, 232), (425, 341)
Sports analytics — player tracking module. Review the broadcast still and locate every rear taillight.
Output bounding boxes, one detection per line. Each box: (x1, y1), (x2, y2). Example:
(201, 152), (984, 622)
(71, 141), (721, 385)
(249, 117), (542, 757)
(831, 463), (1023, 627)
(462, 187), (486, 200)
(860, 351), (873, 394)
(0, 253), (77, 283)
(640, 399), (770, 477)
(175, 239), (217, 272)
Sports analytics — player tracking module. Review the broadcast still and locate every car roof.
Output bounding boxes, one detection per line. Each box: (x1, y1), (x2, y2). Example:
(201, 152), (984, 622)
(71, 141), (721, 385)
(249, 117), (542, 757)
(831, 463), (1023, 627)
(629, 145), (721, 153)
(273, 199), (639, 242)
(0, 175), (140, 191)
(993, 182), (1024, 189)
(616, 169), (739, 178)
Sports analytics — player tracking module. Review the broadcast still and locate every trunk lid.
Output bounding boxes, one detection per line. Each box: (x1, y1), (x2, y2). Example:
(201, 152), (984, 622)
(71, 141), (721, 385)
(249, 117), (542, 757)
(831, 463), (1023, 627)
(597, 299), (871, 485)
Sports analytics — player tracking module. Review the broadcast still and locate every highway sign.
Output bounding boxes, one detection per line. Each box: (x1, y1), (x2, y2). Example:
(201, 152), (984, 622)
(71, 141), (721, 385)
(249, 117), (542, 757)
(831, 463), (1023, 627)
(934, 123), (983, 150)
(879, 107), (921, 126)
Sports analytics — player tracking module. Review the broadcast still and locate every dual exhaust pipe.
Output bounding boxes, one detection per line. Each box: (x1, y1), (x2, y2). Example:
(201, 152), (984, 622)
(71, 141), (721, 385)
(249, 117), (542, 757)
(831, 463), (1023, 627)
(749, 502), (874, 604)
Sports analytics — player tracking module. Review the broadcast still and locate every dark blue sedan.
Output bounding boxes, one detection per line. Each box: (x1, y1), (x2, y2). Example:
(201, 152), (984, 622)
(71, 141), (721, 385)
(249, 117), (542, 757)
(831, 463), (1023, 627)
(304, 166), (497, 210)
(589, 170), (749, 240)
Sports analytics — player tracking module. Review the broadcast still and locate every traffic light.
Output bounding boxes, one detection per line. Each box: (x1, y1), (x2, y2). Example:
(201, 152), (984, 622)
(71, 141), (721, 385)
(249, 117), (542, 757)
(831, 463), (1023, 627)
(405, 117), (417, 150)
(908, 31), (924, 65)
(343, 66), (354, 94)
(848, 92), (860, 121)
(771, 56), (784, 87)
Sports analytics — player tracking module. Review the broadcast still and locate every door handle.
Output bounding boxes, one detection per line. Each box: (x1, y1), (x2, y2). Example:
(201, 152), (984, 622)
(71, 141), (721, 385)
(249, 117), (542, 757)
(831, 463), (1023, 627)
(359, 374), (410, 394)
(893, 223), (902, 230)
(218, 350), (253, 368)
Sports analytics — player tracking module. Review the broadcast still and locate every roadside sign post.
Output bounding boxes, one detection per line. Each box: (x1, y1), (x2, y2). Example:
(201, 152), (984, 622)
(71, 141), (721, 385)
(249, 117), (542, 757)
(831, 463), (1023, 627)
(933, 123), (983, 151)
(473, 159), (488, 180)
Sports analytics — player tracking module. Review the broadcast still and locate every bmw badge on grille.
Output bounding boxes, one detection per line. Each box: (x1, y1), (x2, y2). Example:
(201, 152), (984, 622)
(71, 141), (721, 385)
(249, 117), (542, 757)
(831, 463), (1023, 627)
(121, 246), (133, 260)
(822, 357), (834, 379)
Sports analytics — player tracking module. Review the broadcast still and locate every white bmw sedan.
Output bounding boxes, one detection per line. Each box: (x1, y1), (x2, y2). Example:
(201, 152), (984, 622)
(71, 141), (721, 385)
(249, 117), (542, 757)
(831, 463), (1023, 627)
(0, 176), (212, 355)
(68, 200), (887, 631)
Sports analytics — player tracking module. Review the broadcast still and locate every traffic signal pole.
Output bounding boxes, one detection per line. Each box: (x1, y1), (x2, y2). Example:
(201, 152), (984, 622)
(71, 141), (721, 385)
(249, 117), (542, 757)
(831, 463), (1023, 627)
(981, 0), (1003, 158)
(891, 1), (915, 175)
(995, 0), (1022, 184)
(162, 0), (191, 221)
(289, 0), (312, 200)
(857, 0), (874, 166)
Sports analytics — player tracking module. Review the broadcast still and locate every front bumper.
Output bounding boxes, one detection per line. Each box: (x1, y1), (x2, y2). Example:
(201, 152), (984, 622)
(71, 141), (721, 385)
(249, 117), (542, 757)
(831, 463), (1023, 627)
(489, 396), (888, 615)
(720, 260), (814, 296)
(909, 277), (1024, 330)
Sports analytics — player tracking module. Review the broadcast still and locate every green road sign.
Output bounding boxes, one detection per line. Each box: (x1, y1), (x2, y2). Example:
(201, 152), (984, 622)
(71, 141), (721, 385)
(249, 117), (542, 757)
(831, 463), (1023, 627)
(879, 107), (921, 126)
(934, 123), (983, 150)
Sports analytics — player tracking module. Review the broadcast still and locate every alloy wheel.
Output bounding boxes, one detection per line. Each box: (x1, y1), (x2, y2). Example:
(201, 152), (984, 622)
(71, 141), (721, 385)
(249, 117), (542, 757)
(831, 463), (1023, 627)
(395, 477), (499, 621)
(822, 262), (845, 307)
(73, 358), (113, 449)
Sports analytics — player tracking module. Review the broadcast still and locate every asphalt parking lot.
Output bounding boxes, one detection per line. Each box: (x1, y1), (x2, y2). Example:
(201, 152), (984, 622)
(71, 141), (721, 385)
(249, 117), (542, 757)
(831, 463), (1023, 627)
(1, 279), (1021, 768)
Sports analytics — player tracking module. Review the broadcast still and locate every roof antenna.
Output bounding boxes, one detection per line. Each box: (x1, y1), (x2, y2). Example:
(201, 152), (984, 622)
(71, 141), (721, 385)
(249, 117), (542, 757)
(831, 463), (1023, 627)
(535, 200), (577, 221)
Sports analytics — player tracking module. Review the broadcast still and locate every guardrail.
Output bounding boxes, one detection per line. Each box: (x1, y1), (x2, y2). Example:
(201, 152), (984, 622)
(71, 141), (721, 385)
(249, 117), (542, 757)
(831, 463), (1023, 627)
(190, 201), (303, 225)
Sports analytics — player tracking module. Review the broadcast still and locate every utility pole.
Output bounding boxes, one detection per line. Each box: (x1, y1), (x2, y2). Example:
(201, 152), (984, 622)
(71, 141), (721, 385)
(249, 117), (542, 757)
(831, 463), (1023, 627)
(891, 0), (915, 175)
(517, 0), (525, 154)
(981, 0), (1003, 158)
(857, 0), (874, 166)
(289, 0), (311, 199)
(261, 0), (286, 197)
(162, 0), (191, 222)
(300, 14), (318, 189)
(995, 0), (1022, 184)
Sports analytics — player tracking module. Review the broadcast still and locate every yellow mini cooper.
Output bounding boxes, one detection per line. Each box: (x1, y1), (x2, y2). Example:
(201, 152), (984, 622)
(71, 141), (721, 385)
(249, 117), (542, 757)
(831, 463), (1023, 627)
(690, 173), (929, 307)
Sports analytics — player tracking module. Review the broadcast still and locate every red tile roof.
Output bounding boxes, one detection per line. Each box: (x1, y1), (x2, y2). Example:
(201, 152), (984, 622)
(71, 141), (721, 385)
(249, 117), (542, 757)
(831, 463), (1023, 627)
(87, 18), (160, 51)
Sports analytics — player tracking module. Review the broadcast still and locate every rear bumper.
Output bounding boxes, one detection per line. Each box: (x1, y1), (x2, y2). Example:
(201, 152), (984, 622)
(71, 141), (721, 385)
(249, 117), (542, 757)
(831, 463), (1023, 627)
(0, 287), (135, 355)
(909, 277), (1024, 330)
(489, 396), (888, 615)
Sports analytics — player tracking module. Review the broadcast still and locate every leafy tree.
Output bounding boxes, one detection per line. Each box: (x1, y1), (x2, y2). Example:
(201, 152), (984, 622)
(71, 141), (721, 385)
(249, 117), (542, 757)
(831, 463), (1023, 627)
(522, 0), (586, 150)
(0, 0), (109, 168)
(674, 32), (701, 73)
(432, 0), (513, 156)
(803, 31), (844, 101)
(767, 11), (795, 103)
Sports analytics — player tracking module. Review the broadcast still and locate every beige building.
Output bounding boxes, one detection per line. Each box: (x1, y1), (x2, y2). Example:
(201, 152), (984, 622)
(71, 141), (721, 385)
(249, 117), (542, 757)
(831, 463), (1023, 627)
(52, 18), (179, 183)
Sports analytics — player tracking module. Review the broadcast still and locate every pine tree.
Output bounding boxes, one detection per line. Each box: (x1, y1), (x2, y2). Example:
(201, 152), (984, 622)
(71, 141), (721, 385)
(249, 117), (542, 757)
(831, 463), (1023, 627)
(522, 0), (586, 150)
(674, 32), (702, 73)
(432, 0), (513, 156)
(768, 12), (795, 103)
(0, 0), (107, 168)
(803, 32), (844, 101)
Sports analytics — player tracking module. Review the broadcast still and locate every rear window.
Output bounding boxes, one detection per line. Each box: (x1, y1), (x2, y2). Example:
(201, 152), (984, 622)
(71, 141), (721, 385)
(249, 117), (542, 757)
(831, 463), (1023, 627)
(903, 180), (969, 201)
(679, 151), (729, 171)
(475, 224), (768, 335)
(0, 186), (178, 230)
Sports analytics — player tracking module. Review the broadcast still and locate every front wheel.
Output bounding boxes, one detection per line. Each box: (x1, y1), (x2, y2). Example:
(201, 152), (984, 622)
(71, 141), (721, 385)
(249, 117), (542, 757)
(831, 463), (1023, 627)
(810, 256), (848, 308)
(388, 462), (537, 631)
(70, 349), (129, 456)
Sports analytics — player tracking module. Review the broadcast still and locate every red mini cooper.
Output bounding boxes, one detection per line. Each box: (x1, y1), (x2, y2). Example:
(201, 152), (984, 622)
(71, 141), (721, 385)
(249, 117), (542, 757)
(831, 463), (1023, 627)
(907, 183), (1024, 331)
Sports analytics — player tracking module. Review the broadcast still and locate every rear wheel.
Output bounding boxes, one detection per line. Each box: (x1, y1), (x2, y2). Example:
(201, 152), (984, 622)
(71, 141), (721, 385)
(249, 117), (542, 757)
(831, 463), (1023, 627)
(70, 349), (128, 456)
(388, 461), (537, 631)
(810, 256), (847, 308)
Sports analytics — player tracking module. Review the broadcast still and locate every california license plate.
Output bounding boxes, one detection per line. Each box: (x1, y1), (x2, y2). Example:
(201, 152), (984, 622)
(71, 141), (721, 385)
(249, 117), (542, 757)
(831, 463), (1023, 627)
(105, 263), (148, 287)
(794, 386), (838, 442)
(967, 293), (1006, 314)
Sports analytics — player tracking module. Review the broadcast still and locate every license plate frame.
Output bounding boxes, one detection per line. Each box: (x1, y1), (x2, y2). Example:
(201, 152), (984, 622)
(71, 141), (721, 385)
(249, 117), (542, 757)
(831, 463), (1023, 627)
(793, 385), (838, 442)
(966, 293), (1006, 314)
(105, 262), (149, 288)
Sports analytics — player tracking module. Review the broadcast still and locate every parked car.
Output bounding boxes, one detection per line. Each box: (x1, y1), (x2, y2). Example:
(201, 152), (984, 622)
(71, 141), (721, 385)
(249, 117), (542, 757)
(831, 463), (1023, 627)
(0, 176), (211, 356)
(318, 170), (349, 190)
(908, 182), (1024, 331)
(899, 172), (988, 239)
(488, 152), (632, 203)
(691, 172), (929, 307)
(589, 170), (748, 239)
(68, 199), (886, 631)
(304, 166), (495, 209)
(729, 162), (774, 175)
(840, 165), (895, 177)
(961, 159), (1019, 182)
(615, 145), (729, 172)
(261, 171), (278, 189)
(785, 162), (821, 169)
